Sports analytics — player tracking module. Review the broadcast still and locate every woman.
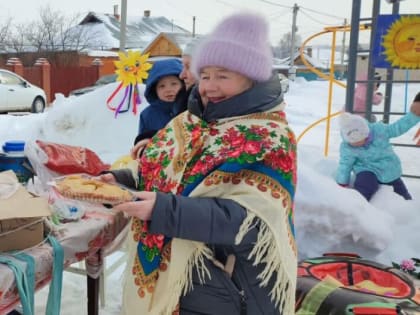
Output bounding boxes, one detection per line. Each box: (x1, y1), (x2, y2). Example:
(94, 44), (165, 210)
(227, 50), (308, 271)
(107, 12), (297, 315)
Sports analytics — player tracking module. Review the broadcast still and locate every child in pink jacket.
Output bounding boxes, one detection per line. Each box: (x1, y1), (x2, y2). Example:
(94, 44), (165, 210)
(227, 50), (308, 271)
(353, 72), (383, 122)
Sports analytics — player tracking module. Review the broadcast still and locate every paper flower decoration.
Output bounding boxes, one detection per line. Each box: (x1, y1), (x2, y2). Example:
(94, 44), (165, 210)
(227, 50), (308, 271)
(392, 258), (420, 279)
(107, 50), (153, 117)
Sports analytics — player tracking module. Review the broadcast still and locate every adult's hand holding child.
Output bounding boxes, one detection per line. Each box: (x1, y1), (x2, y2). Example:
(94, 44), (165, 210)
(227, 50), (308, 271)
(130, 138), (150, 159)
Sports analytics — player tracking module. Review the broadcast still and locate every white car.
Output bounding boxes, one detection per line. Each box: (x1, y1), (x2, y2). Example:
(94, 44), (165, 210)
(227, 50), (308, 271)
(69, 74), (117, 96)
(0, 69), (47, 113)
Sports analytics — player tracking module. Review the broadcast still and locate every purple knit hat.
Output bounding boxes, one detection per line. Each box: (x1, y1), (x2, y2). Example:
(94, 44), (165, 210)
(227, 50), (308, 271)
(192, 12), (273, 82)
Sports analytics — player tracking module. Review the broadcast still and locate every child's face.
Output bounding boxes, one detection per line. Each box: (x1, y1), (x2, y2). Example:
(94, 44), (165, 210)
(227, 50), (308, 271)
(198, 67), (253, 106)
(349, 138), (367, 147)
(156, 75), (183, 102)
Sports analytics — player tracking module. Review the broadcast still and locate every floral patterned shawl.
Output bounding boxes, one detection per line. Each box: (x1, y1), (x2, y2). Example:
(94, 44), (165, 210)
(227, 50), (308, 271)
(121, 102), (297, 315)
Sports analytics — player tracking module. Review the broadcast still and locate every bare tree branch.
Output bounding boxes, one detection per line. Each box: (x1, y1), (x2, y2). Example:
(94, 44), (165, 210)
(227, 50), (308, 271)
(5, 5), (104, 53)
(0, 17), (12, 51)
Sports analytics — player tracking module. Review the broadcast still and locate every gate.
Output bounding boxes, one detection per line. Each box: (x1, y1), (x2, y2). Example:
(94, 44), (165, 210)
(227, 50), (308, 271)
(50, 65), (99, 98)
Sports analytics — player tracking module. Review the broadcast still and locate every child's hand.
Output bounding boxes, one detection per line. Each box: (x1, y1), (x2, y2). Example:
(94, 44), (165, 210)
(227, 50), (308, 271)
(338, 183), (349, 188)
(414, 128), (420, 146)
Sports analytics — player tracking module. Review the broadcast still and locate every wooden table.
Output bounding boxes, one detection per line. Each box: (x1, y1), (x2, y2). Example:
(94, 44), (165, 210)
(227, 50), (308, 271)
(0, 207), (129, 315)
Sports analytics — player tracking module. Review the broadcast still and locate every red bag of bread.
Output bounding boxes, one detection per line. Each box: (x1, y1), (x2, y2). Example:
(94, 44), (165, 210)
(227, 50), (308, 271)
(36, 140), (110, 175)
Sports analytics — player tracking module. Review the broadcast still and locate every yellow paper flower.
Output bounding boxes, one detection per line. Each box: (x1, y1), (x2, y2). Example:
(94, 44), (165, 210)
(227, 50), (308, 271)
(114, 50), (153, 86)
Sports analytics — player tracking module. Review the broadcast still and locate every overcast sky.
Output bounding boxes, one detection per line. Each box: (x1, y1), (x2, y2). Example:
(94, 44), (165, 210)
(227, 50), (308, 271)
(1, 0), (419, 45)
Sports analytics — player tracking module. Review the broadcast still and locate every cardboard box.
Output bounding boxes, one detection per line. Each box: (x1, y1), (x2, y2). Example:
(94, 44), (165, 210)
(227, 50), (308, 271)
(0, 170), (50, 252)
(0, 218), (44, 252)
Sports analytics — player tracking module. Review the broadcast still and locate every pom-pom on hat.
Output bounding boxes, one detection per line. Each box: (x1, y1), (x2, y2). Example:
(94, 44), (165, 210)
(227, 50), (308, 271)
(339, 112), (370, 143)
(192, 12), (273, 82)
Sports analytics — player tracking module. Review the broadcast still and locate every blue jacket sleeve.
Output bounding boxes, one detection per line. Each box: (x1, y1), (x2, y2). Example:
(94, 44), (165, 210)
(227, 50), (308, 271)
(385, 112), (420, 138)
(139, 112), (146, 134)
(336, 143), (356, 185)
(149, 192), (248, 245)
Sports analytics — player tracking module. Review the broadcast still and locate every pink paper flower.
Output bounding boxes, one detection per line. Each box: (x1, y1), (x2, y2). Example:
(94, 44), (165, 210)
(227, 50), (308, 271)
(400, 259), (416, 272)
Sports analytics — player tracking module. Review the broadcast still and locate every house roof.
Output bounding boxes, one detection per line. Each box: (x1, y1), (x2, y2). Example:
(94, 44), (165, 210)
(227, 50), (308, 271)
(273, 51), (327, 70)
(142, 32), (200, 54)
(76, 12), (192, 50)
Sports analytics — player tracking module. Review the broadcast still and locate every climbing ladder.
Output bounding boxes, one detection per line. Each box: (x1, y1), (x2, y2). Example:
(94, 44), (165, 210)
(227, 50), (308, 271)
(346, 0), (420, 179)
(298, 0), (420, 179)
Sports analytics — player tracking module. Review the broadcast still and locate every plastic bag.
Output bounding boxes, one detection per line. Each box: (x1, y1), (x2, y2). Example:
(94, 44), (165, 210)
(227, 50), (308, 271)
(24, 140), (111, 194)
(35, 140), (110, 175)
(48, 188), (86, 221)
(25, 140), (61, 193)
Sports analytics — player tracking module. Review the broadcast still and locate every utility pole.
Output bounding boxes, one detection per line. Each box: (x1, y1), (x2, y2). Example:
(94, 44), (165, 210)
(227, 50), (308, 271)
(119, 0), (127, 52)
(289, 3), (299, 80)
(340, 18), (347, 66)
(192, 16), (196, 37)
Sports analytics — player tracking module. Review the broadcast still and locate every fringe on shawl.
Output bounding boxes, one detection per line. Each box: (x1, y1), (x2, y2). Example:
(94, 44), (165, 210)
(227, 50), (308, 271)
(235, 212), (296, 315)
(157, 244), (213, 315)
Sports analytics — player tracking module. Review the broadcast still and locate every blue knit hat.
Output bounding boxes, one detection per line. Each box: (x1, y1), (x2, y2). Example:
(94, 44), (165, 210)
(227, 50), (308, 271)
(192, 12), (273, 82)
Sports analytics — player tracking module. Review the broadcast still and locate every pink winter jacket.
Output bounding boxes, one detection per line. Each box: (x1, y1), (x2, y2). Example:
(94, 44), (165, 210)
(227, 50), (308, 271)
(353, 73), (383, 113)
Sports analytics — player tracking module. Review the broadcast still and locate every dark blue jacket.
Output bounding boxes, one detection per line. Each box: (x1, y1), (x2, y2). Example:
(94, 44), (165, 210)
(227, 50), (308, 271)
(138, 59), (183, 135)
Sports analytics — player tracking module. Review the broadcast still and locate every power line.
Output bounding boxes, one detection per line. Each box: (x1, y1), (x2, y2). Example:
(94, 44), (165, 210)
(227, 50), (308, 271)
(268, 8), (291, 19)
(258, 0), (293, 10)
(299, 9), (343, 26)
(299, 5), (345, 21)
(258, 1), (345, 21)
(214, 0), (237, 9)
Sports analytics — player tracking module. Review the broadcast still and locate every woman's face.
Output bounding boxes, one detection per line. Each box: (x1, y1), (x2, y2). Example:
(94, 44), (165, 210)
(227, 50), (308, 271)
(156, 75), (183, 102)
(198, 67), (253, 106)
(179, 56), (197, 90)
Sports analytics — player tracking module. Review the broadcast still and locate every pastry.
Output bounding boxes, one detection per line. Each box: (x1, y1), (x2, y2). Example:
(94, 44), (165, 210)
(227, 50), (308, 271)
(55, 175), (134, 205)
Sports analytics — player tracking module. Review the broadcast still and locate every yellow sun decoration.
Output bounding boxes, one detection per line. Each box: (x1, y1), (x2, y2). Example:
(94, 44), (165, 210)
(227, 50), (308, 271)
(382, 15), (420, 69)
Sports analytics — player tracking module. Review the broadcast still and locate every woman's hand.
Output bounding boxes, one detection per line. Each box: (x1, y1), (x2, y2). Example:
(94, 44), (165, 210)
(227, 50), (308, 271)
(113, 191), (157, 220)
(130, 138), (150, 160)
